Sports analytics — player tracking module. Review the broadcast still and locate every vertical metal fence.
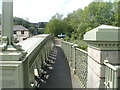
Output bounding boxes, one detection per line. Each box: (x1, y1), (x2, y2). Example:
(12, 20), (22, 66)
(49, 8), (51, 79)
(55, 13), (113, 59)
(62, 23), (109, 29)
(61, 41), (88, 88)
(104, 60), (120, 89)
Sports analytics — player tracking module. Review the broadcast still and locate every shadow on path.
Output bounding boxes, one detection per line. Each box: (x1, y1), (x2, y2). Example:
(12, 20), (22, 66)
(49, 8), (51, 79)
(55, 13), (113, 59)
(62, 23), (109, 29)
(40, 46), (72, 88)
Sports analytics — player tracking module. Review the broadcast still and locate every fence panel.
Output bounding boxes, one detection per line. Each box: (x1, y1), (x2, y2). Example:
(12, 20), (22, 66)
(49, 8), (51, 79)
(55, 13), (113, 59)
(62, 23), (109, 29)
(61, 41), (88, 88)
(75, 48), (88, 88)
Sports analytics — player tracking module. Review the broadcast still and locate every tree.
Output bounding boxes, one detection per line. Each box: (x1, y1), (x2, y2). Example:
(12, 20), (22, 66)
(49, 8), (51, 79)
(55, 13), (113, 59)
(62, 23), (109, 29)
(13, 17), (30, 28)
(65, 2), (116, 40)
(113, 1), (120, 26)
(45, 13), (71, 37)
(45, 1), (116, 41)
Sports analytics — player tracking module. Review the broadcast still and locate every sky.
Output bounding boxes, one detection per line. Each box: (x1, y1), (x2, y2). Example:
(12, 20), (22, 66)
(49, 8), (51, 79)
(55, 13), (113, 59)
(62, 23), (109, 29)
(0, 0), (114, 23)
(13, 0), (93, 23)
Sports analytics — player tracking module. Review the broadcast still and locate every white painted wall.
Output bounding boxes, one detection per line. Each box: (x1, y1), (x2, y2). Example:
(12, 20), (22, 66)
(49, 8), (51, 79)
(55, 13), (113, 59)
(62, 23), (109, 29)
(14, 30), (31, 41)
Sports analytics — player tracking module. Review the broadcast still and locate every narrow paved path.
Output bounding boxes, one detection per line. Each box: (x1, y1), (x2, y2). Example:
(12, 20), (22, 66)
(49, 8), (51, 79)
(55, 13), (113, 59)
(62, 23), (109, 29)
(40, 47), (72, 88)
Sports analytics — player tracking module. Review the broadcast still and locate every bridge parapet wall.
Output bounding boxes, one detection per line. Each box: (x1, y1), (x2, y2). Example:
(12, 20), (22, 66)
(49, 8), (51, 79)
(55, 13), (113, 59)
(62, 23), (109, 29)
(61, 25), (120, 89)
(84, 25), (120, 88)
(0, 34), (54, 88)
(61, 40), (88, 88)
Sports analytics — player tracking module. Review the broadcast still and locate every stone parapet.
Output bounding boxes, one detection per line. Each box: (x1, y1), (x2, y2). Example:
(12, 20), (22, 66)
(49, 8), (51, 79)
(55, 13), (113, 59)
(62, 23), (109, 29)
(84, 25), (120, 88)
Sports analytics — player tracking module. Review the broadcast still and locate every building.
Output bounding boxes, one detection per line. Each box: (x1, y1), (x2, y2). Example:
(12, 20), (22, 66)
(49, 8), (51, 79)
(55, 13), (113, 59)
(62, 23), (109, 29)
(32, 22), (48, 34)
(13, 25), (32, 41)
(0, 25), (32, 42)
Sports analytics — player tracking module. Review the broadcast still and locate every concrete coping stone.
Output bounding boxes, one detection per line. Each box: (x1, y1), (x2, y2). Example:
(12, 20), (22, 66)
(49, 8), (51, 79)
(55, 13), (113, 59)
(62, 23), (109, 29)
(84, 25), (120, 42)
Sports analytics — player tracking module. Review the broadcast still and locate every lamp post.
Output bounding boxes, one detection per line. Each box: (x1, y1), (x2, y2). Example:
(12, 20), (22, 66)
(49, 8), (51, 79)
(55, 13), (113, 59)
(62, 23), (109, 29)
(0, 0), (23, 51)
(0, 0), (26, 61)
(2, 0), (13, 45)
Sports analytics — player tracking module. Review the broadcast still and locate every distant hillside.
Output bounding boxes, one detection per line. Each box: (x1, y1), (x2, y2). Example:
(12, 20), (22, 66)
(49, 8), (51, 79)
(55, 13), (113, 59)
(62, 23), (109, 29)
(0, 15), (49, 35)
(0, 15), (30, 27)
(0, 16), (38, 35)
(13, 17), (30, 28)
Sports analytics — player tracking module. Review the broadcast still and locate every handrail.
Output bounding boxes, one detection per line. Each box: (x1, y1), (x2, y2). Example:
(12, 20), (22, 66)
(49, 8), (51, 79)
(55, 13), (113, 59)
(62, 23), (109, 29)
(104, 60), (120, 89)
(104, 60), (119, 71)
(76, 48), (88, 54)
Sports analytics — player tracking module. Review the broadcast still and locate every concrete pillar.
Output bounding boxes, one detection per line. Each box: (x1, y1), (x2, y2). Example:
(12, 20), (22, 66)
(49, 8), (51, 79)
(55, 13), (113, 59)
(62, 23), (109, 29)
(2, 0), (13, 45)
(84, 25), (120, 88)
(72, 44), (78, 74)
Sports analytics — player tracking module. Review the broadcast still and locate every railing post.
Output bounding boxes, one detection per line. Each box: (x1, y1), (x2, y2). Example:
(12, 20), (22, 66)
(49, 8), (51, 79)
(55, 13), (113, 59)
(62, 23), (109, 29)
(72, 44), (78, 74)
(69, 43), (74, 67)
(68, 43), (70, 64)
(67, 43), (69, 62)
(84, 25), (120, 88)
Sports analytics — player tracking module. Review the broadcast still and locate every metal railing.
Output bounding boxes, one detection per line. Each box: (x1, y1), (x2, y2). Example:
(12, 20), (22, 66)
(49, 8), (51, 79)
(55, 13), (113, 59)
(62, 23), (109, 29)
(61, 40), (88, 88)
(104, 60), (120, 89)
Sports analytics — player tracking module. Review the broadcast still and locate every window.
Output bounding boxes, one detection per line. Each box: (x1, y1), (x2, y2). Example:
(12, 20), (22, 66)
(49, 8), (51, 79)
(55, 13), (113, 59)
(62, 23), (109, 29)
(14, 31), (16, 34)
(21, 31), (24, 34)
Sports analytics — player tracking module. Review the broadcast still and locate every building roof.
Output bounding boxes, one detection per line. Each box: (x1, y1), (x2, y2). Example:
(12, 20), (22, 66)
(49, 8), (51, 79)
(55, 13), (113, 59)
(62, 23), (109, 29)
(13, 25), (29, 31)
(0, 25), (29, 31)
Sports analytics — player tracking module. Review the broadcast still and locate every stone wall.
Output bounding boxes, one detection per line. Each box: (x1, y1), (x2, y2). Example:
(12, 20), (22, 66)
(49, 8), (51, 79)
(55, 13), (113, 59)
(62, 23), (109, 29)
(84, 25), (120, 88)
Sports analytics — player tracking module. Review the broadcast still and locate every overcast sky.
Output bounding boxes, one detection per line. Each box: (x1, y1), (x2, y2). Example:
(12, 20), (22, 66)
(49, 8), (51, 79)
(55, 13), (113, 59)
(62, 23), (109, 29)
(0, 0), (113, 23)
(13, 0), (93, 23)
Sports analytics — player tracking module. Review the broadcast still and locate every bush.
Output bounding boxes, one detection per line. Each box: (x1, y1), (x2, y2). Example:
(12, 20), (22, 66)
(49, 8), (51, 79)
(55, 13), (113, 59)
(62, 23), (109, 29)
(71, 40), (88, 51)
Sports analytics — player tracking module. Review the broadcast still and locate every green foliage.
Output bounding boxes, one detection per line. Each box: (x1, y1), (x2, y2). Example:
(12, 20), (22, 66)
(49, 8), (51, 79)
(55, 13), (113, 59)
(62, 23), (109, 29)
(13, 17), (37, 34)
(64, 36), (70, 41)
(45, 19), (62, 36)
(38, 28), (44, 34)
(69, 40), (88, 51)
(13, 17), (30, 28)
(77, 42), (88, 51)
(113, 1), (120, 26)
(45, 2), (117, 41)
(28, 24), (35, 33)
(75, 2), (116, 39)
(45, 1), (118, 50)
(45, 13), (72, 37)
